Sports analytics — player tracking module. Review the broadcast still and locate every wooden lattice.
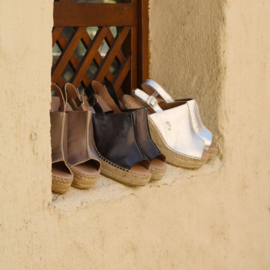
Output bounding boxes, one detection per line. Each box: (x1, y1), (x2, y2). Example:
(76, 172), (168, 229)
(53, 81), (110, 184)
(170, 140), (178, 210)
(52, 0), (149, 96)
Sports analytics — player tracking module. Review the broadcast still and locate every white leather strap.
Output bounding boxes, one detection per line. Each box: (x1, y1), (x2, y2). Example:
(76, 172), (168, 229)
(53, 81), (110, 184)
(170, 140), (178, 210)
(133, 89), (163, 113)
(142, 79), (175, 103)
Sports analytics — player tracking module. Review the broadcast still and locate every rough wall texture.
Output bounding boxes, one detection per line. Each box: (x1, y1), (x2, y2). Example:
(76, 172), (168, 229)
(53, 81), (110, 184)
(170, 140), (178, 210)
(0, 0), (270, 269)
(149, 0), (224, 146)
(0, 0), (53, 268)
(220, 1), (270, 268)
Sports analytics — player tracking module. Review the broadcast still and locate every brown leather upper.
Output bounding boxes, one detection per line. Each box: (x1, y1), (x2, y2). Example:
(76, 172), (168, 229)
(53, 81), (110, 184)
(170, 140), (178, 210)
(67, 110), (100, 169)
(50, 83), (72, 178)
(50, 112), (68, 164)
(64, 83), (101, 170)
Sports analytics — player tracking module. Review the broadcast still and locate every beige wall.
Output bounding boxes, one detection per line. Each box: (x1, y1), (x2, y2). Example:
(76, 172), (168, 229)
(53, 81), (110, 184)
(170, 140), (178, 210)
(0, 0), (270, 269)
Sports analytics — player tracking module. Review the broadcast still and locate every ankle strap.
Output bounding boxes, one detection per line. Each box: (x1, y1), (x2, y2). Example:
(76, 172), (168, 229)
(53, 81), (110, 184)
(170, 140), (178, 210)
(51, 83), (66, 112)
(141, 79), (175, 103)
(133, 89), (163, 113)
(85, 84), (104, 114)
(90, 80), (121, 113)
(103, 81), (122, 111)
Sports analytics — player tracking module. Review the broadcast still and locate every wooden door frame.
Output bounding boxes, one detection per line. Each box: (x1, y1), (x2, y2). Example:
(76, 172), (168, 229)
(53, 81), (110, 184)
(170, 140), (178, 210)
(137, 0), (149, 86)
(52, 0), (149, 95)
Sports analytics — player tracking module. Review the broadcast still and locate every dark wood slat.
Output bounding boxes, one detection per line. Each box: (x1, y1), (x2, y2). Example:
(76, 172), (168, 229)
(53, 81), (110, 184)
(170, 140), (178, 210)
(130, 26), (137, 91)
(80, 30), (114, 82)
(112, 56), (131, 95)
(57, 76), (66, 89)
(54, 3), (137, 27)
(71, 27), (109, 88)
(137, 0), (149, 84)
(56, 32), (91, 87)
(52, 27), (63, 46)
(52, 27), (86, 83)
(121, 28), (131, 94)
(95, 27), (130, 82)
(51, 63), (66, 89)
(130, 0), (138, 90)
(80, 30), (124, 94)
(105, 31), (125, 65)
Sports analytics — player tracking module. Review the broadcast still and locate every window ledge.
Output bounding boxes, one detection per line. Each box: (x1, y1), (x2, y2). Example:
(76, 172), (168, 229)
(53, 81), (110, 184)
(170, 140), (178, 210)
(51, 158), (223, 212)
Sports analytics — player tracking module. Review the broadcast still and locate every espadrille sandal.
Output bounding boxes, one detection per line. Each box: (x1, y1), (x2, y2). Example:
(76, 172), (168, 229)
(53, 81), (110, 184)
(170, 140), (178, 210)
(68, 82), (151, 186)
(50, 83), (73, 194)
(60, 83), (101, 189)
(122, 91), (208, 169)
(52, 84), (101, 190)
(137, 79), (218, 160)
(90, 80), (167, 181)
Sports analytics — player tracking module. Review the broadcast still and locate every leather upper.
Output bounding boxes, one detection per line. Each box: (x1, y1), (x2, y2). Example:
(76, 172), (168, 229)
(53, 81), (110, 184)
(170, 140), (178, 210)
(50, 83), (72, 177)
(133, 89), (206, 159)
(64, 83), (101, 169)
(132, 107), (165, 162)
(67, 111), (100, 168)
(102, 81), (165, 163)
(85, 82), (149, 170)
(141, 79), (213, 150)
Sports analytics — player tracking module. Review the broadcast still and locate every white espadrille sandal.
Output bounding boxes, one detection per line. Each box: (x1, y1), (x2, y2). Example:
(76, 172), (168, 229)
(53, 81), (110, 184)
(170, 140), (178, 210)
(122, 91), (208, 169)
(135, 79), (218, 160)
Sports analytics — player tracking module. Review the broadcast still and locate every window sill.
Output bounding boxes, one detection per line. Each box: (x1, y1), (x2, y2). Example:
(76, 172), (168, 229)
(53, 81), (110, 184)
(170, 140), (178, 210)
(51, 157), (223, 212)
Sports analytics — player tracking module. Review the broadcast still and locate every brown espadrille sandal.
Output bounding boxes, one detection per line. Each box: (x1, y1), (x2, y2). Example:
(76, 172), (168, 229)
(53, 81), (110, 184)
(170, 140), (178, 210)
(137, 79), (218, 160)
(65, 84), (101, 189)
(50, 83), (73, 194)
(52, 84), (101, 190)
(67, 83), (151, 186)
(122, 92), (208, 170)
(90, 80), (167, 181)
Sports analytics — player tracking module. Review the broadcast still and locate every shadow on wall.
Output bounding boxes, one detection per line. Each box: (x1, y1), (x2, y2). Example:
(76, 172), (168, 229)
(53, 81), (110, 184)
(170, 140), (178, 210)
(149, 0), (225, 157)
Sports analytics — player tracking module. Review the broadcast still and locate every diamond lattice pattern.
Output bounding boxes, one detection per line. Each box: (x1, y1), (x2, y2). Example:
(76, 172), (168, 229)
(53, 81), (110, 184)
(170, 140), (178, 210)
(52, 26), (131, 96)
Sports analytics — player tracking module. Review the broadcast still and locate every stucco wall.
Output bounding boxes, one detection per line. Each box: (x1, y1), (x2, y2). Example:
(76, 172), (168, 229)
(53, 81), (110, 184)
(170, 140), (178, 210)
(0, 0), (53, 268)
(149, 0), (224, 148)
(0, 0), (270, 269)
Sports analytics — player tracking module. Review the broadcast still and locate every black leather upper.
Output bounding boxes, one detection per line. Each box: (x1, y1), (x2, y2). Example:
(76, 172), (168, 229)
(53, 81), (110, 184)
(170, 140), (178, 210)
(85, 82), (149, 170)
(104, 81), (166, 163)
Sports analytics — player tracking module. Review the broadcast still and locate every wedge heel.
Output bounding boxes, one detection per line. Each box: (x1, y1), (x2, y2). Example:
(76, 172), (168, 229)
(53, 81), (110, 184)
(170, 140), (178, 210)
(99, 154), (151, 186)
(52, 176), (72, 194)
(71, 167), (99, 189)
(148, 119), (207, 169)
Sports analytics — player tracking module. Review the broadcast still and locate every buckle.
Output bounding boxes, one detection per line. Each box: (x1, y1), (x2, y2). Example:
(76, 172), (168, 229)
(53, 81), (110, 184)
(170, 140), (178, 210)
(87, 93), (98, 107)
(146, 96), (157, 108)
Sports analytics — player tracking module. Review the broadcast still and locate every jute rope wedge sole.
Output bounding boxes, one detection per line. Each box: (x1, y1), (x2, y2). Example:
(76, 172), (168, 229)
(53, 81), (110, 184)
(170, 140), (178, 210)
(95, 144), (151, 186)
(205, 146), (217, 160)
(148, 119), (207, 169)
(122, 94), (208, 170)
(70, 167), (99, 189)
(148, 166), (167, 181)
(99, 157), (151, 186)
(52, 176), (73, 194)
